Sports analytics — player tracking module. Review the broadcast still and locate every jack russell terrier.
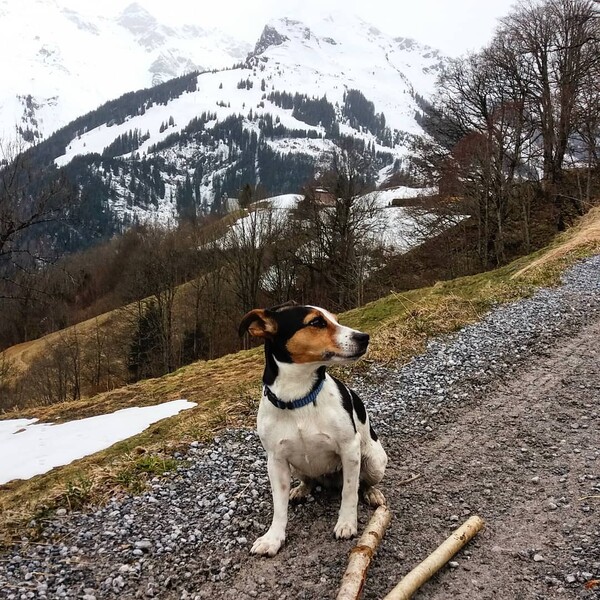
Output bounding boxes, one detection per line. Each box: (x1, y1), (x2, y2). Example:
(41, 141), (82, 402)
(239, 301), (387, 557)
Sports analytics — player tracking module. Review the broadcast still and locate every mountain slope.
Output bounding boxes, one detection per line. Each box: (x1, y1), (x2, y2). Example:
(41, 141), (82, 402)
(0, 0), (250, 144)
(16, 13), (446, 249)
(55, 13), (444, 165)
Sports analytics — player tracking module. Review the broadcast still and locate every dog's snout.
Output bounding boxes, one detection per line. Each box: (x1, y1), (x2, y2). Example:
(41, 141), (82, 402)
(353, 332), (370, 345)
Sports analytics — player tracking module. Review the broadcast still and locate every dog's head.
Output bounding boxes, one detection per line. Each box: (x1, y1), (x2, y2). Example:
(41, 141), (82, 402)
(239, 301), (369, 365)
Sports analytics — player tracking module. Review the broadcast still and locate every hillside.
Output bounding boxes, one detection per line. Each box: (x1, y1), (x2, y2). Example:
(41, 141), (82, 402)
(15, 13), (445, 248)
(1, 206), (599, 540)
(0, 185), (445, 404)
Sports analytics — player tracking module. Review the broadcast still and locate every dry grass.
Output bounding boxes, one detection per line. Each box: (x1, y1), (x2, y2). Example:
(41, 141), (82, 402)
(348, 279), (526, 365)
(369, 293), (488, 363)
(2, 310), (119, 377)
(513, 205), (600, 283)
(1, 206), (599, 546)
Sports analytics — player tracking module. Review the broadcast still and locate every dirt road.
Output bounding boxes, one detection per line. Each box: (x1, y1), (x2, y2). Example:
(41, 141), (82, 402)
(366, 317), (600, 599)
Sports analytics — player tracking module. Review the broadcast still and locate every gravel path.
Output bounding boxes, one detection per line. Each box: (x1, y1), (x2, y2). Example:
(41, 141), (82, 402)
(1, 256), (600, 600)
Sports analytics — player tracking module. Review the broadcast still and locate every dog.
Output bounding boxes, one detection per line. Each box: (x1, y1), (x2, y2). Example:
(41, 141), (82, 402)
(239, 301), (387, 557)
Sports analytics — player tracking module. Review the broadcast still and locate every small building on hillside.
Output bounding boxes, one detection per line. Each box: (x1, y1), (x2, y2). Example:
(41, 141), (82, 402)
(313, 188), (336, 206)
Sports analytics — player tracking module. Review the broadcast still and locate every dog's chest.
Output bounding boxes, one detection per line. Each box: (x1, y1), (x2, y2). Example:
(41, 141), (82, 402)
(258, 398), (350, 477)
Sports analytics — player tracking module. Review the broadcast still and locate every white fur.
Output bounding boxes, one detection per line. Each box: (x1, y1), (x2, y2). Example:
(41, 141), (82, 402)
(251, 326), (388, 557)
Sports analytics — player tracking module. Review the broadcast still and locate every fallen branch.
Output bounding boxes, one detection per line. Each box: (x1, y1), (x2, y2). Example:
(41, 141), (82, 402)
(398, 473), (422, 486)
(578, 495), (600, 501)
(383, 515), (485, 600)
(337, 506), (392, 600)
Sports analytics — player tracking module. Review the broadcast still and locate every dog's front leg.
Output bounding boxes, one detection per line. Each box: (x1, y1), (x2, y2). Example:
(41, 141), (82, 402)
(251, 454), (290, 557)
(334, 434), (361, 539)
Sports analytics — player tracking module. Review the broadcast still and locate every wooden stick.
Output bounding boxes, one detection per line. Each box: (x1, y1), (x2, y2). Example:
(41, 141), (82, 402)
(398, 473), (422, 486)
(337, 506), (392, 600)
(383, 515), (485, 600)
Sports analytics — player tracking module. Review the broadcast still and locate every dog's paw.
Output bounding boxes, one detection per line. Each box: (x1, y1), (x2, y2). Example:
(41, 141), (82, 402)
(334, 519), (357, 539)
(251, 532), (285, 557)
(362, 486), (386, 507)
(289, 482), (312, 503)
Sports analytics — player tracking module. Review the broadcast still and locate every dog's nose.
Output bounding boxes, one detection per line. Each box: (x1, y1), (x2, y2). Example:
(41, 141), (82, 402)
(353, 332), (370, 345)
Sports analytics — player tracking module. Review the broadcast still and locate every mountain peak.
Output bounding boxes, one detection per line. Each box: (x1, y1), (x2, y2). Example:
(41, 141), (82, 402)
(251, 23), (290, 57)
(117, 2), (157, 34)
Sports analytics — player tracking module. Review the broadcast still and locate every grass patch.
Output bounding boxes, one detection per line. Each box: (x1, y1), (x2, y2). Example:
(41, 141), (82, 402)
(114, 454), (180, 495)
(1, 206), (599, 547)
(63, 475), (95, 511)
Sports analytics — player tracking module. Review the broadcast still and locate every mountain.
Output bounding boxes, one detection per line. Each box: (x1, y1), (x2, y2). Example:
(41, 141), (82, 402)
(0, 0), (250, 144)
(19, 13), (446, 250)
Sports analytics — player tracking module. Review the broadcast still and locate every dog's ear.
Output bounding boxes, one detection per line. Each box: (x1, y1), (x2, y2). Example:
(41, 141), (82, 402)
(239, 309), (278, 339)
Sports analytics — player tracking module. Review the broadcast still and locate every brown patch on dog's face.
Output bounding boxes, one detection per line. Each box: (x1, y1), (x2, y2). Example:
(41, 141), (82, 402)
(285, 309), (342, 363)
(240, 303), (369, 366)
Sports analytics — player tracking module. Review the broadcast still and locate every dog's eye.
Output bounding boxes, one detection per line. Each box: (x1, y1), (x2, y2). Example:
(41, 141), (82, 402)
(308, 316), (327, 328)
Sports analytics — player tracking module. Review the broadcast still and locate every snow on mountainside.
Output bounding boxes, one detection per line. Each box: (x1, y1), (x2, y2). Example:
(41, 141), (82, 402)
(248, 13), (444, 131)
(0, 0), (250, 144)
(41, 14), (446, 229)
(57, 14), (444, 165)
(17, 13), (446, 247)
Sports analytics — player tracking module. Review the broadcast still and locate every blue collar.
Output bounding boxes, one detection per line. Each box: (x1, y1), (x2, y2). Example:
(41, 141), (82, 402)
(263, 374), (325, 410)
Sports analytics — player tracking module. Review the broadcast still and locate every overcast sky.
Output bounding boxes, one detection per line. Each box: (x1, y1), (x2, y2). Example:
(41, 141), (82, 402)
(67, 0), (518, 56)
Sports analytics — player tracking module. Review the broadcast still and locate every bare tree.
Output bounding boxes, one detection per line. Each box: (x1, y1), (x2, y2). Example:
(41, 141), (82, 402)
(423, 0), (600, 263)
(573, 60), (600, 207)
(262, 216), (301, 305)
(0, 140), (70, 298)
(499, 0), (600, 222)
(436, 35), (541, 266)
(202, 239), (231, 358)
(224, 200), (283, 314)
(121, 226), (191, 378)
(292, 146), (384, 309)
(25, 328), (83, 405)
(82, 316), (129, 394)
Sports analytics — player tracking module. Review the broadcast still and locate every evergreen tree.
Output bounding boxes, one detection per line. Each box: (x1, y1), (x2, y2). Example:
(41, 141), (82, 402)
(128, 301), (163, 382)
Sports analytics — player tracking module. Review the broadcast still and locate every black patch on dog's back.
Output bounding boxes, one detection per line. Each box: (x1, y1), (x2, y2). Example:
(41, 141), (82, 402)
(332, 376), (356, 432)
(350, 390), (367, 424)
(369, 424), (379, 441)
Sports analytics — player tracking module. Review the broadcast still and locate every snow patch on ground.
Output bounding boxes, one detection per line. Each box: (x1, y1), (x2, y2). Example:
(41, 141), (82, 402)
(0, 400), (196, 485)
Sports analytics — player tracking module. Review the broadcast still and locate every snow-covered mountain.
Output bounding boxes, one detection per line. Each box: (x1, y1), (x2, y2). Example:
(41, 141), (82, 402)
(0, 0), (250, 144)
(56, 14), (444, 162)
(20, 12), (446, 248)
